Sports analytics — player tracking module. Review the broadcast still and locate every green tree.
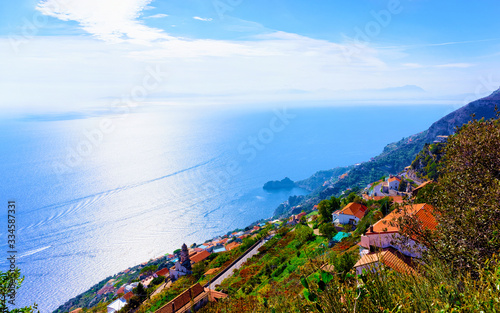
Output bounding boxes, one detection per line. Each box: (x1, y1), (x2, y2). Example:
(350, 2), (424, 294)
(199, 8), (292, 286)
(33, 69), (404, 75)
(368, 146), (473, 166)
(433, 117), (500, 271)
(380, 198), (393, 216)
(295, 224), (314, 243)
(402, 116), (500, 274)
(318, 197), (341, 223)
(134, 283), (147, 301)
(398, 179), (408, 192)
(1, 269), (38, 312)
(192, 261), (207, 280)
(318, 223), (337, 239)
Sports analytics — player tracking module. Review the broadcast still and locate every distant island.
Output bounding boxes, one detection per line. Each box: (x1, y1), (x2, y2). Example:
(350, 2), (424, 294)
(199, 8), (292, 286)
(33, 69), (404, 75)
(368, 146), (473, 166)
(263, 177), (296, 190)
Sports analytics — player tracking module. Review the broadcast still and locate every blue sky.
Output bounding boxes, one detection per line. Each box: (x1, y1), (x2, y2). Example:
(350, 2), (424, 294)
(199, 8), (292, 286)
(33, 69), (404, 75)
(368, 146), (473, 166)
(1, 0), (500, 113)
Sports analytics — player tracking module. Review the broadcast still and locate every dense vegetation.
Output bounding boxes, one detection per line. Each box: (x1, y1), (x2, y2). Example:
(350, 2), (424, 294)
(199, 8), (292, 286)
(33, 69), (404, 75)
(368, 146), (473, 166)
(263, 177), (296, 190)
(410, 142), (445, 180)
(198, 117), (500, 312)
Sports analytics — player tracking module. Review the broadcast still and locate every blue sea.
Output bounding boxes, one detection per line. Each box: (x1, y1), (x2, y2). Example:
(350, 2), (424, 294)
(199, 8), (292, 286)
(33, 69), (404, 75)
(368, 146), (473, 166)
(0, 104), (455, 311)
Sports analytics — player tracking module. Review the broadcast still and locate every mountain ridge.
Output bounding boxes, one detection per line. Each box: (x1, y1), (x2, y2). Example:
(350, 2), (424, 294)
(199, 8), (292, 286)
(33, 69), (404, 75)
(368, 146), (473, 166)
(273, 87), (500, 217)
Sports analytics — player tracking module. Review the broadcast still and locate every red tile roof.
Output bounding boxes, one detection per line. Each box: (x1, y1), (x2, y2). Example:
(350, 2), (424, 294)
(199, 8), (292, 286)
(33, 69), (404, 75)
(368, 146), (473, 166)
(156, 283), (206, 313)
(225, 242), (241, 251)
(123, 291), (134, 301)
(388, 177), (401, 183)
(354, 247), (417, 275)
(338, 202), (368, 219)
(412, 181), (434, 196)
(367, 203), (437, 235)
(205, 288), (228, 302)
(297, 212), (307, 219)
(155, 268), (170, 277)
(204, 268), (220, 276)
(191, 250), (211, 264)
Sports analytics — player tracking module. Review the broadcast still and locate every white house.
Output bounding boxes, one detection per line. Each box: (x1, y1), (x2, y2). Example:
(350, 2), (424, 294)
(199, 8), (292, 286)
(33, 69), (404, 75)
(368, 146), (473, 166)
(332, 202), (368, 225)
(358, 203), (437, 258)
(355, 203), (437, 276)
(107, 299), (126, 313)
(388, 176), (401, 190)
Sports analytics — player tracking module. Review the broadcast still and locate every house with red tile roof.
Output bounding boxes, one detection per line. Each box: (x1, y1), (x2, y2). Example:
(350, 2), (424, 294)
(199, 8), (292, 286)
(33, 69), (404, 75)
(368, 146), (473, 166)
(354, 247), (418, 276)
(411, 181), (434, 197)
(332, 202), (368, 225)
(205, 288), (228, 302)
(364, 195), (405, 204)
(359, 203), (437, 258)
(122, 291), (134, 302)
(190, 250), (211, 264)
(115, 286), (125, 295)
(225, 241), (241, 251)
(155, 268), (170, 278)
(204, 267), (220, 276)
(388, 176), (401, 190)
(155, 283), (209, 313)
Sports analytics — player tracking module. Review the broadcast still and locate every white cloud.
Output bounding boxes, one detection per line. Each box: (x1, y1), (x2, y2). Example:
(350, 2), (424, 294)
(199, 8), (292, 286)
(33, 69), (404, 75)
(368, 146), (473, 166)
(435, 63), (474, 68)
(145, 13), (168, 19)
(193, 16), (213, 22)
(403, 63), (423, 68)
(36, 0), (171, 43)
(402, 62), (475, 69)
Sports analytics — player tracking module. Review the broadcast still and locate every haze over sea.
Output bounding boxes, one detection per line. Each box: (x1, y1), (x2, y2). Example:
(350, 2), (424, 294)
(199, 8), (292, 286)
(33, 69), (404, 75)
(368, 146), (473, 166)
(1, 104), (455, 311)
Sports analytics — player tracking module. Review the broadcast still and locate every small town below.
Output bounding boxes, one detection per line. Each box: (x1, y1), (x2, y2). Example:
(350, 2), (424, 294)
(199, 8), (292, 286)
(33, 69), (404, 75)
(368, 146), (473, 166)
(53, 91), (500, 313)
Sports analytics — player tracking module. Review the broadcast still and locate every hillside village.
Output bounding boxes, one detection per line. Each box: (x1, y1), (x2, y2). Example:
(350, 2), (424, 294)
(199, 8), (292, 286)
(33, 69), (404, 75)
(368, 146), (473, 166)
(55, 99), (500, 313)
(57, 154), (441, 313)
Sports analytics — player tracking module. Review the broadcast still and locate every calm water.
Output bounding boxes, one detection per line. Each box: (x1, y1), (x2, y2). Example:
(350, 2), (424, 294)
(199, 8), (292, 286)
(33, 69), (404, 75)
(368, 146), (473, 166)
(0, 104), (455, 311)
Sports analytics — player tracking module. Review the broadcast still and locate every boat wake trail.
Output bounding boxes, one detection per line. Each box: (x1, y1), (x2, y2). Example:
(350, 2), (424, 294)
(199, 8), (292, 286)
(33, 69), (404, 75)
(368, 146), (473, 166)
(21, 159), (215, 231)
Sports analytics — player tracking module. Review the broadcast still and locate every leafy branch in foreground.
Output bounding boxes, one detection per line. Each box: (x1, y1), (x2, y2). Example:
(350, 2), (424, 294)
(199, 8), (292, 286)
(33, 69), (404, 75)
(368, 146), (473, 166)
(0, 268), (38, 313)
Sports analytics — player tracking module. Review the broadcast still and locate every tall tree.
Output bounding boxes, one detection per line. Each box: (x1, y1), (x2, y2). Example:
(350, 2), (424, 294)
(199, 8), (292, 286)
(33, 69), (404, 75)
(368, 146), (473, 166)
(401, 116), (500, 273)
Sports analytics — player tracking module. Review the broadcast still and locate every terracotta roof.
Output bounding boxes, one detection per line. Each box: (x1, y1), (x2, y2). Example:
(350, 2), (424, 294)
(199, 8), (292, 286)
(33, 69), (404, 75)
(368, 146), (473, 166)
(191, 250), (211, 264)
(115, 286), (125, 295)
(412, 181), (434, 196)
(297, 212), (307, 219)
(70, 308), (82, 313)
(388, 177), (401, 183)
(156, 283), (206, 313)
(338, 202), (368, 219)
(123, 291), (134, 301)
(225, 242), (241, 251)
(205, 288), (228, 302)
(367, 203), (437, 235)
(354, 248), (418, 276)
(320, 264), (335, 272)
(155, 268), (170, 277)
(370, 196), (405, 203)
(204, 267), (220, 276)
